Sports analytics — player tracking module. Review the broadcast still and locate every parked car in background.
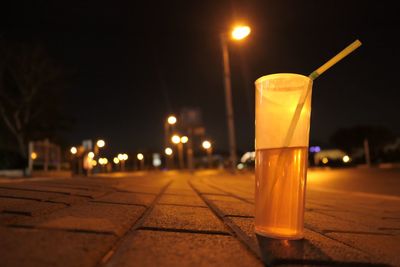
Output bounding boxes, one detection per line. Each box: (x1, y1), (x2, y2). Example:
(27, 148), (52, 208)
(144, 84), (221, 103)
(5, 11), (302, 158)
(313, 149), (353, 167)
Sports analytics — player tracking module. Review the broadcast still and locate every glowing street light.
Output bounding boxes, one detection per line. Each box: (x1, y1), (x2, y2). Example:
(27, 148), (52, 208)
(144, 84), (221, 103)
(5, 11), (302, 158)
(164, 115), (177, 150)
(88, 152), (95, 159)
(96, 139), (105, 148)
(137, 153), (145, 170)
(220, 23), (251, 170)
(171, 135), (181, 144)
(165, 147), (173, 156)
(70, 146), (77, 155)
(202, 140), (213, 168)
(180, 136), (188, 144)
(171, 135), (184, 169)
(167, 115), (177, 125)
(202, 140), (211, 150)
(231, 25), (251, 40)
(31, 152), (38, 160)
(117, 153), (128, 171)
(113, 157), (120, 164)
(99, 158), (108, 165)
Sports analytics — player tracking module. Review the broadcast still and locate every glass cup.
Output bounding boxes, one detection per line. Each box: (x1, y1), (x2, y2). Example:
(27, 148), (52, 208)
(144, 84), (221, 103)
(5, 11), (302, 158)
(254, 73), (313, 240)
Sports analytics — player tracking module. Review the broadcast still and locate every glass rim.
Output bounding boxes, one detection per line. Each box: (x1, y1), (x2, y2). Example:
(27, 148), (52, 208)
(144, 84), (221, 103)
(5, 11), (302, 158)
(255, 73), (310, 85)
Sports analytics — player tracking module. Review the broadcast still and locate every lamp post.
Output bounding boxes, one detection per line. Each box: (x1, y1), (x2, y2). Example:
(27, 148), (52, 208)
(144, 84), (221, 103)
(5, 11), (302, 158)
(202, 140), (213, 168)
(220, 25), (251, 170)
(137, 153), (144, 170)
(171, 134), (184, 169)
(118, 153), (128, 171)
(164, 115), (177, 148)
(164, 147), (173, 169)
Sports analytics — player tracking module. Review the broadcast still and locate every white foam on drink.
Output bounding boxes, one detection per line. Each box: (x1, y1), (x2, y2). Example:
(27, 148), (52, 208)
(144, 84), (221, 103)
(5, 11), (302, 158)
(255, 73), (313, 150)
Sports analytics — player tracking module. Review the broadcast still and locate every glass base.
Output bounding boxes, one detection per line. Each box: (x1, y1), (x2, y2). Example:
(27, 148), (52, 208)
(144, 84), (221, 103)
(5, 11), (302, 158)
(255, 226), (304, 240)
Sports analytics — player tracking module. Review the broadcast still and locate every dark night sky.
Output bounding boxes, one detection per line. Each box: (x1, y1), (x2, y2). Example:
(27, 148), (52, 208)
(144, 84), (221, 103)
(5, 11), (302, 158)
(1, 1), (399, 156)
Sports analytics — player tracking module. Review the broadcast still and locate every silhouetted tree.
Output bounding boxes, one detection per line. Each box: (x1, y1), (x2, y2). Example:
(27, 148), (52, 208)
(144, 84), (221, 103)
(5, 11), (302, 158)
(0, 40), (67, 160)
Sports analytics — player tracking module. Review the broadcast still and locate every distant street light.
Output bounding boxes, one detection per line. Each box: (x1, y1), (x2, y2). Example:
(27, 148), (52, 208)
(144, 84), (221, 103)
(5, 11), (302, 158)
(31, 152), (38, 160)
(70, 147), (77, 155)
(113, 157), (120, 164)
(180, 136), (188, 144)
(220, 24), (251, 170)
(171, 135), (184, 169)
(202, 140), (213, 168)
(88, 152), (95, 159)
(165, 147), (173, 156)
(96, 139), (105, 148)
(137, 153), (144, 170)
(94, 139), (105, 158)
(165, 115), (177, 149)
(167, 115), (177, 125)
(118, 153), (128, 171)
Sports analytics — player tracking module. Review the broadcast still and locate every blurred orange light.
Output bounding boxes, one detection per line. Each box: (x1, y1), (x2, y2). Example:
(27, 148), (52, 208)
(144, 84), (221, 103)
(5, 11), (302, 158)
(231, 25), (251, 40)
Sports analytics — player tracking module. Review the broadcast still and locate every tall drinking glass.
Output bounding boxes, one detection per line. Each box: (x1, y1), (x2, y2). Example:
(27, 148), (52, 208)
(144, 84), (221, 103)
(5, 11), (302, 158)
(255, 73), (313, 240)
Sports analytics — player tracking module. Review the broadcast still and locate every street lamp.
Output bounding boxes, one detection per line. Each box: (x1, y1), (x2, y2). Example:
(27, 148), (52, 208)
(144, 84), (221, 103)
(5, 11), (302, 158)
(171, 134), (184, 169)
(220, 24), (251, 170)
(137, 153), (144, 170)
(202, 140), (213, 168)
(165, 115), (177, 148)
(70, 147), (77, 155)
(164, 147), (174, 169)
(118, 153), (128, 171)
(96, 139), (105, 148)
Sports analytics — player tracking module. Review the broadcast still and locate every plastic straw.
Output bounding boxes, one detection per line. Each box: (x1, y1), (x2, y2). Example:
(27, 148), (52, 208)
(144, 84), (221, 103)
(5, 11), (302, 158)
(309, 40), (362, 80)
(267, 39), (362, 198)
(283, 39), (362, 148)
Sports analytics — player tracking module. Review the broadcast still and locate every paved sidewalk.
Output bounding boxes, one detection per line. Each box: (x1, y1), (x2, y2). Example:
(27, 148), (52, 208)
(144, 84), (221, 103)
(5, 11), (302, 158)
(0, 170), (399, 266)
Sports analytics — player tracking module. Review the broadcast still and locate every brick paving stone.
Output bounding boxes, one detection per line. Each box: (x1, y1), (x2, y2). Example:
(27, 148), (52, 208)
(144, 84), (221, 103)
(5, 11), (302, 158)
(16, 202), (146, 236)
(92, 192), (156, 206)
(143, 205), (228, 232)
(0, 226), (115, 267)
(327, 232), (400, 266)
(105, 230), (263, 267)
(158, 194), (206, 207)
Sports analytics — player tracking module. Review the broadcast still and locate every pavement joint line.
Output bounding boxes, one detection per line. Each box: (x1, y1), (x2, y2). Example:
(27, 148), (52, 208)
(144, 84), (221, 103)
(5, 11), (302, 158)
(188, 180), (262, 258)
(322, 229), (394, 236)
(0, 194), (43, 202)
(378, 227), (400, 231)
(112, 189), (157, 195)
(96, 180), (173, 267)
(138, 226), (231, 236)
(88, 200), (148, 208)
(6, 224), (117, 236)
(156, 203), (208, 208)
(224, 214), (255, 219)
(305, 226), (379, 256)
(201, 180), (254, 204)
(0, 186), (70, 195)
(2, 210), (32, 216)
(31, 183), (93, 191)
(382, 217), (400, 220)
